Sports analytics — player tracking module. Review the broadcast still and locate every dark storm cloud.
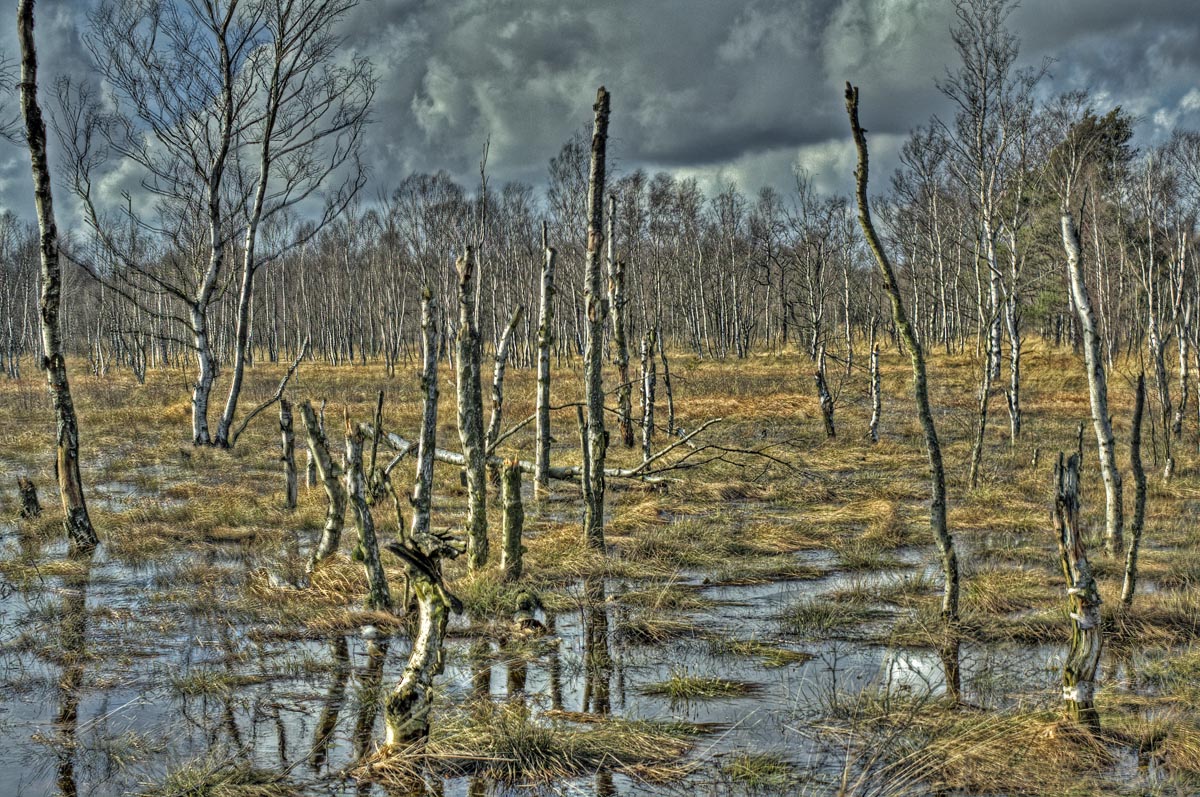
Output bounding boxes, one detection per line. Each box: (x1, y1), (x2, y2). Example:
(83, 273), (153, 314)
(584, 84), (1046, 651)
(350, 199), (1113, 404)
(2, 0), (1200, 219)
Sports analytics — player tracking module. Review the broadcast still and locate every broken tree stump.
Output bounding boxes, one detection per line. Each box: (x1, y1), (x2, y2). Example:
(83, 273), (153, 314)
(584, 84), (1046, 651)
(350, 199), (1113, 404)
(17, 476), (41, 519)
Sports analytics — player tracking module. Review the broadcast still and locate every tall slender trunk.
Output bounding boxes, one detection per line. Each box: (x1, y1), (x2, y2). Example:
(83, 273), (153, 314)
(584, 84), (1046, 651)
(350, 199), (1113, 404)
(582, 87), (611, 552)
(846, 84), (958, 627)
(411, 289), (440, 547)
(609, 194), (634, 449)
(455, 249), (489, 570)
(1062, 212), (1123, 557)
(17, 0), (98, 551)
(535, 227), (556, 497)
(1122, 373), (1147, 606)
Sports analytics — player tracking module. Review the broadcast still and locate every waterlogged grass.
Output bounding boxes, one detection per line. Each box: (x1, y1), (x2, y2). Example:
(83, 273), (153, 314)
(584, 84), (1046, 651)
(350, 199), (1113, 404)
(640, 670), (762, 701)
(720, 751), (798, 791)
(362, 699), (701, 786)
(779, 595), (887, 637)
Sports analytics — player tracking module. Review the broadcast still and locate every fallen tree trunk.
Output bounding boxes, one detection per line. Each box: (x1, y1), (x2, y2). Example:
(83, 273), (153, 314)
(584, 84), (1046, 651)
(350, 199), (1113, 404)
(362, 417), (722, 488)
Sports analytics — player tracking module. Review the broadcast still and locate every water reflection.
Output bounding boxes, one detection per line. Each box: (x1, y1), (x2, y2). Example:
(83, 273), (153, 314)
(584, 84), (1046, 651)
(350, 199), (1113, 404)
(581, 577), (612, 716)
(310, 635), (351, 773)
(53, 549), (95, 797)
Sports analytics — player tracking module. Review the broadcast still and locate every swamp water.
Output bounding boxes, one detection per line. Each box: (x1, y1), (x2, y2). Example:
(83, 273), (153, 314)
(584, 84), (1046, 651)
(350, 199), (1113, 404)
(0, 491), (1177, 796)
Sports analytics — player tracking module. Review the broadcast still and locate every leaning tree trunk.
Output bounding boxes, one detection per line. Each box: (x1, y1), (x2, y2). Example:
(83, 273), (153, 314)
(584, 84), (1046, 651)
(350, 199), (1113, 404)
(846, 84), (958, 625)
(344, 420), (392, 612)
(1062, 212), (1123, 557)
(17, 0), (98, 552)
(582, 86), (611, 552)
(300, 400), (345, 572)
(535, 226), (557, 498)
(486, 306), (525, 454)
(1052, 452), (1102, 731)
(455, 250), (489, 570)
(1121, 373), (1147, 607)
(608, 195), (634, 449)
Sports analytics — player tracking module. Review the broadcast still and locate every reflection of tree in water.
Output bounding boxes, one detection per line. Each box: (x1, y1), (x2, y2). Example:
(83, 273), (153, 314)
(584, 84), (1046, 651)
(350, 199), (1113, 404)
(53, 550), (95, 797)
(353, 639), (389, 796)
(582, 577), (612, 716)
(310, 635), (350, 773)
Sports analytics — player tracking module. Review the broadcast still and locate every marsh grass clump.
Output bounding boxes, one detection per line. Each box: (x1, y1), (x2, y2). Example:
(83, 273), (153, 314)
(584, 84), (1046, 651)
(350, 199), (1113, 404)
(780, 594), (886, 637)
(362, 699), (699, 786)
(640, 670), (762, 701)
(140, 756), (297, 796)
(719, 751), (797, 791)
(616, 613), (705, 644)
(708, 637), (815, 667)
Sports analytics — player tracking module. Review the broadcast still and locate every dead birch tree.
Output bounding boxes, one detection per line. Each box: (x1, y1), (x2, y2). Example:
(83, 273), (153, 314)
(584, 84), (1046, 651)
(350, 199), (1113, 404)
(500, 460), (524, 583)
(280, 397), (297, 509)
(17, 0), (98, 552)
(382, 286), (461, 748)
(345, 418), (391, 612)
(640, 331), (656, 463)
(1121, 373), (1147, 606)
(485, 305), (524, 453)
(582, 86), (611, 551)
(869, 342), (881, 442)
(846, 83), (959, 625)
(535, 224), (556, 497)
(455, 249), (489, 570)
(608, 194), (635, 448)
(1052, 453), (1102, 730)
(1062, 212), (1123, 557)
(300, 400), (345, 571)
(411, 289), (440, 546)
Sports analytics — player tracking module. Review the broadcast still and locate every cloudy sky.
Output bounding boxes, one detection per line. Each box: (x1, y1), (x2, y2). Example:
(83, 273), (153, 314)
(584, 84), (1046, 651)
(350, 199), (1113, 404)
(2, 0), (1200, 221)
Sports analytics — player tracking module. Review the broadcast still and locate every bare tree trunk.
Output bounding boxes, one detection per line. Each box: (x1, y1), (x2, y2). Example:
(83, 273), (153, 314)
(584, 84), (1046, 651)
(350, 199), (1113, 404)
(640, 331), (656, 463)
(582, 87), (611, 552)
(1122, 373), (1147, 607)
(968, 359), (994, 489)
(17, 0), (97, 552)
(411, 289), (440, 546)
(869, 341), (881, 443)
(500, 459), (524, 583)
(300, 400), (345, 571)
(535, 226), (556, 498)
(1062, 212), (1123, 557)
(1005, 289), (1022, 444)
(455, 249), (489, 570)
(660, 342), (675, 436)
(305, 399), (325, 489)
(382, 543), (457, 749)
(815, 350), (835, 439)
(1174, 310), (1191, 440)
(280, 397), (297, 510)
(1052, 453), (1102, 731)
(344, 419), (392, 612)
(846, 84), (958, 626)
(608, 195), (634, 448)
(486, 306), (524, 452)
